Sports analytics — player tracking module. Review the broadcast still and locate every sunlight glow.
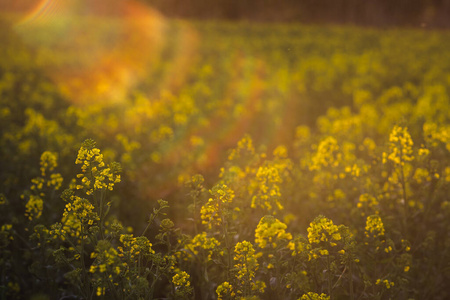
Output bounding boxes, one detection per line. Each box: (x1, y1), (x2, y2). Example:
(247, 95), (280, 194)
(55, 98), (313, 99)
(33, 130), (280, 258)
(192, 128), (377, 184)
(11, 0), (195, 106)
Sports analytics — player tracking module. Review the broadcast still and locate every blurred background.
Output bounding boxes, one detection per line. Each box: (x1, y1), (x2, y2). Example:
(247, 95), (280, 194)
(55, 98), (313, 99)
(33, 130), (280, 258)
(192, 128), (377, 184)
(144, 0), (450, 27)
(2, 0), (450, 27)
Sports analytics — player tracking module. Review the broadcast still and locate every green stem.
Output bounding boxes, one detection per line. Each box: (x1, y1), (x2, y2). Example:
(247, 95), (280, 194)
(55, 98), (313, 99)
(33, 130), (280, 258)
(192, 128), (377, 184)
(220, 202), (231, 283)
(193, 192), (199, 236)
(149, 267), (159, 300)
(80, 226), (91, 299)
(105, 271), (120, 300)
(275, 251), (282, 295)
(99, 189), (106, 240)
(350, 260), (354, 300)
(399, 161), (408, 235)
(138, 254), (141, 275)
(327, 255), (331, 299)
(141, 218), (153, 237)
(1, 249), (5, 300)
(142, 207), (159, 236)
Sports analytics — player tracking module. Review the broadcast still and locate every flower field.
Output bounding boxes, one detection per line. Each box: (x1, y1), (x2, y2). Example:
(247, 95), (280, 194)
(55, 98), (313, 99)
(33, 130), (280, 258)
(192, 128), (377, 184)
(1, 15), (450, 300)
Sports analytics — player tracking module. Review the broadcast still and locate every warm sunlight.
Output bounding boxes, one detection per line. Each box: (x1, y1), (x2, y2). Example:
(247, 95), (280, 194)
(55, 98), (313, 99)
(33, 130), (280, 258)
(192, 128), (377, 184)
(1, 1), (449, 299)
(12, 0), (197, 105)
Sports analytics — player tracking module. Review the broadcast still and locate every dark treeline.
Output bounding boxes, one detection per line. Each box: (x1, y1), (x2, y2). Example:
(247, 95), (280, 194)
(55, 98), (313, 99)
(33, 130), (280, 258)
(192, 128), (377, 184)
(145, 0), (450, 27)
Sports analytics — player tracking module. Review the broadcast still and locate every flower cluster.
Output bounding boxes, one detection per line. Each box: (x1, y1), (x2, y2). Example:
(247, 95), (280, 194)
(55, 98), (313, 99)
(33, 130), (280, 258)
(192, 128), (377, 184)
(63, 195), (99, 228)
(39, 151), (58, 176)
(299, 292), (330, 300)
(423, 122), (450, 151)
(23, 151), (63, 221)
(24, 195), (43, 221)
(90, 240), (121, 276)
(306, 216), (347, 260)
(200, 199), (221, 229)
(255, 215), (292, 249)
(234, 241), (258, 284)
(228, 134), (255, 161)
(251, 165), (284, 212)
(184, 231), (220, 260)
(383, 126), (414, 165)
(118, 234), (155, 260)
(233, 241), (266, 297)
(0, 224), (14, 248)
(310, 137), (341, 171)
(413, 167), (432, 184)
(307, 216), (342, 246)
(200, 183), (234, 229)
(375, 278), (395, 289)
(287, 236), (310, 258)
(210, 183), (235, 203)
(357, 193), (380, 216)
(75, 139), (121, 195)
(216, 281), (235, 299)
(172, 271), (193, 298)
(364, 215), (385, 239)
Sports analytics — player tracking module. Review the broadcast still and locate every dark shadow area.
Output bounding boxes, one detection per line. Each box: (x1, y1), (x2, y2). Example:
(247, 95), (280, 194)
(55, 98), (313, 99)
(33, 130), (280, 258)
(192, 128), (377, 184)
(144, 0), (450, 28)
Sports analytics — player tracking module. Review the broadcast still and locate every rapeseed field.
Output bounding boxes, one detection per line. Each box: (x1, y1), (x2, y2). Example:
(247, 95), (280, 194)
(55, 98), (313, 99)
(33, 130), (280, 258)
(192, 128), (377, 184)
(1, 12), (449, 299)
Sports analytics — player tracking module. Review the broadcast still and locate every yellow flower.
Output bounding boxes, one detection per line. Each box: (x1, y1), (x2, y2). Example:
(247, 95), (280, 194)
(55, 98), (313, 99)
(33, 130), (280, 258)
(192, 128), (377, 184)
(251, 165), (284, 212)
(0, 194), (7, 206)
(39, 151), (58, 177)
(233, 240), (266, 295)
(216, 281), (234, 300)
(172, 271), (193, 297)
(99, 264), (106, 273)
(255, 216), (292, 249)
(96, 287), (105, 296)
(365, 215), (385, 238)
(75, 139), (121, 195)
(200, 184), (235, 229)
(307, 216), (341, 245)
(375, 278), (394, 289)
(25, 195), (43, 221)
(63, 196), (99, 227)
(172, 271), (190, 286)
(310, 136), (341, 171)
(118, 234), (155, 259)
(183, 232), (220, 260)
(383, 126), (414, 165)
(228, 134), (255, 161)
(300, 292), (330, 300)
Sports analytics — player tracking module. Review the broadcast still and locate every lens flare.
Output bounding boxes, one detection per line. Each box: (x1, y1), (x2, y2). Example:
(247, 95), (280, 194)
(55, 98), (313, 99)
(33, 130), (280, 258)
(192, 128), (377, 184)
(16, 0), (72, 25)
(9, 0), (199, 105)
